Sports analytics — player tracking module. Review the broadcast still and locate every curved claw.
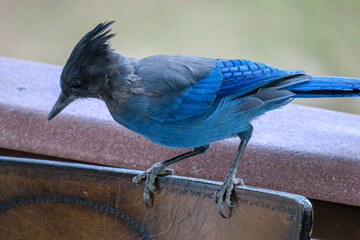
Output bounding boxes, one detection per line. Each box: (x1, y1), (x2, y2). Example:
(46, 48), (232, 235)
(218, 209), (228, 219)
(227, 201), (238, 208)
(215, 189), (230, 218)
(215, 196), (227, 218)
(215, 176), (244, 218)
(144, 191), (152, 208)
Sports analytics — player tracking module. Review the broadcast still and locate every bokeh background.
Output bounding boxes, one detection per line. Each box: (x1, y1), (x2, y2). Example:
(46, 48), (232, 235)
(1, 0), (360, 114)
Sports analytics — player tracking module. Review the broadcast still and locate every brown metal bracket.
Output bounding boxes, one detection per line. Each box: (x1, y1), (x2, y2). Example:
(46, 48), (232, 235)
(0, 156), (312, 240)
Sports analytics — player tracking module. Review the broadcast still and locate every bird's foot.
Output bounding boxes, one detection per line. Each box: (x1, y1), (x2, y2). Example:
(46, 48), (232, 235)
(215, 173), (244, 218)
(132, 162), (174, 207)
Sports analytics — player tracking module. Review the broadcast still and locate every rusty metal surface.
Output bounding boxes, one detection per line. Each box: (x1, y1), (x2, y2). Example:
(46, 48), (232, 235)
(0, 56), (359, 207)
(0, 156), (312, 240)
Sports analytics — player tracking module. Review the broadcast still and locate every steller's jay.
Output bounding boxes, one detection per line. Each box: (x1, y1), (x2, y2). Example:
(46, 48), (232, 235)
(48, 21), (360, 217)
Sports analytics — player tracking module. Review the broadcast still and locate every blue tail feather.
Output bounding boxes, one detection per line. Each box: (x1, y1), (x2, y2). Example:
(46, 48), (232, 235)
(288, 76), (360, 98)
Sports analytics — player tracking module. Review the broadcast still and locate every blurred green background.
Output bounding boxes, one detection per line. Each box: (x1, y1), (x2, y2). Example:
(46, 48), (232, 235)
(1, 0), (359, 114)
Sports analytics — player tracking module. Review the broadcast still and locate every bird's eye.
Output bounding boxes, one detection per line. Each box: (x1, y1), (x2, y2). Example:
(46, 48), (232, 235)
(70, 81), (82, 89)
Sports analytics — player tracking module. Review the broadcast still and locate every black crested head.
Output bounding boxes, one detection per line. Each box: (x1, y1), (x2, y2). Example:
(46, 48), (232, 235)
(61, 21), (116, 96)
(48, 21), (119, 120)
(63, 20), (116, 76)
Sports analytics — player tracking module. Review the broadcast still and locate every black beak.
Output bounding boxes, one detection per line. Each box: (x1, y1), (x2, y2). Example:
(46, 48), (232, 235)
(48, 93), (76, 120)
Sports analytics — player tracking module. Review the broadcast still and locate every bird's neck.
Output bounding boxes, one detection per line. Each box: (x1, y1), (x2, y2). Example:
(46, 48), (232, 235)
(100, 54), (139, 107)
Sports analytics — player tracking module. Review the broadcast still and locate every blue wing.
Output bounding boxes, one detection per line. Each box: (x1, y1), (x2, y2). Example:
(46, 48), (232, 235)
(163, 58), (305, 122)
(216, 59), (305, 97)
(168, 68), (222, 120)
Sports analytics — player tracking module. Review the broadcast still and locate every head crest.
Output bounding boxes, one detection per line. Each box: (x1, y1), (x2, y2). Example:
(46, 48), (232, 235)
(63, 21), (116, 71)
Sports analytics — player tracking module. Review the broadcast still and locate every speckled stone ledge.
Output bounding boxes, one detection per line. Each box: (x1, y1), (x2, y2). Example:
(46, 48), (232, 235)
(1, 57), (360, 206)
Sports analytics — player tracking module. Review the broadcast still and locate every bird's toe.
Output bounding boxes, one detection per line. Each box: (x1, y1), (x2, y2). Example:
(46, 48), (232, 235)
(143, 187), (152, 208)
(215, 175), (242, 217)
(215, 183), (228, 218)
(233, 178), (244, 186)
(132, 173), (146, 184)
(164, 168), (174, 175)
(146, 172), (158, 194)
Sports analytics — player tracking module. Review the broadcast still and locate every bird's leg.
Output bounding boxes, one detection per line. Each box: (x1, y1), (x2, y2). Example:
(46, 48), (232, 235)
(215, 125), (253, 218)
(133, 145), (209, 207)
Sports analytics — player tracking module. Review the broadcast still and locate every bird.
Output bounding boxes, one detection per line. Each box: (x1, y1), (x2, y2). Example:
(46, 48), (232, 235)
(48, 21), (360, 218)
